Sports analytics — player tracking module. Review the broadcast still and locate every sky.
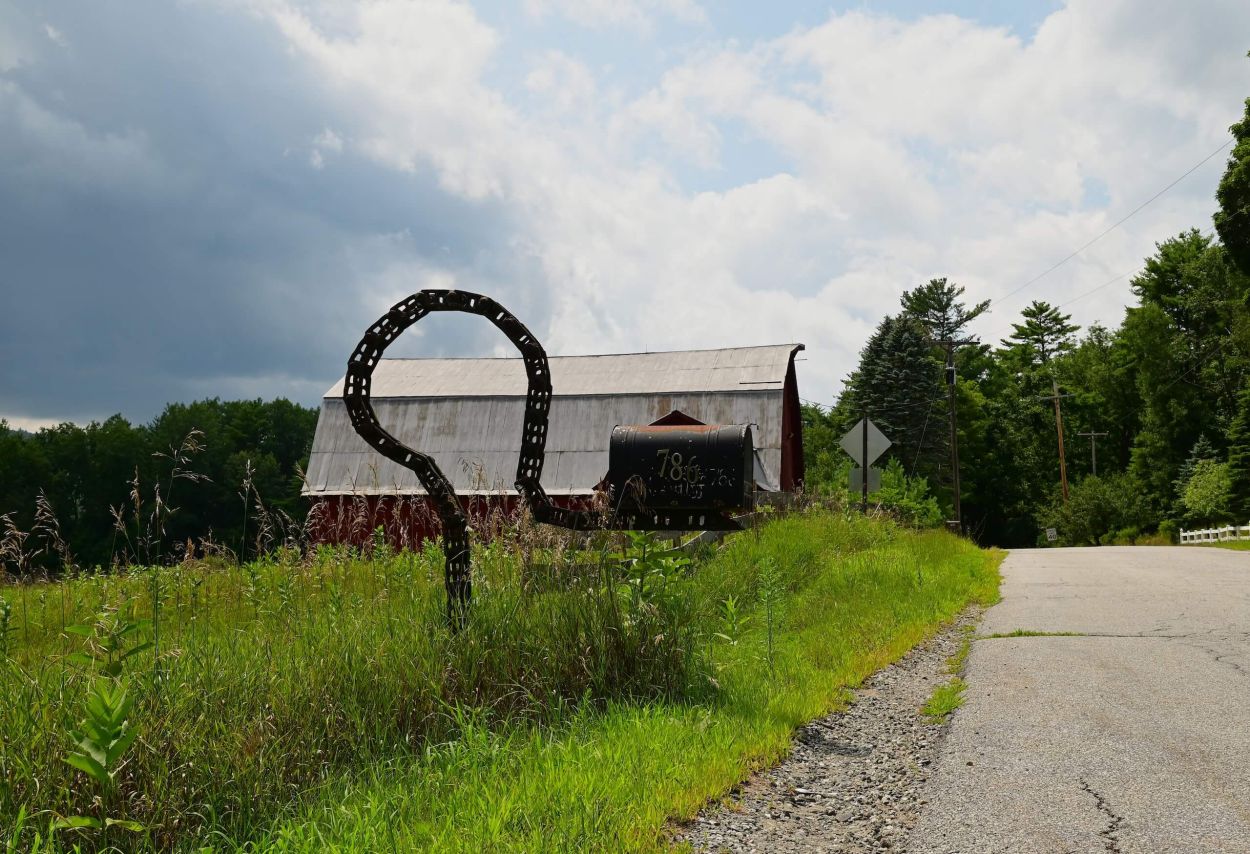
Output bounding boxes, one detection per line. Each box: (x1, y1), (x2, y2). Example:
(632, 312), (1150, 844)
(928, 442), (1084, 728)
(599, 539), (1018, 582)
(1, 0), (1247, 429)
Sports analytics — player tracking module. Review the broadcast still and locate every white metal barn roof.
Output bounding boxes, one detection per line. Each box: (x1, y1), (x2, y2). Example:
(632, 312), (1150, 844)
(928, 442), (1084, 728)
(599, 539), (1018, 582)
(304, 344), (803, 497)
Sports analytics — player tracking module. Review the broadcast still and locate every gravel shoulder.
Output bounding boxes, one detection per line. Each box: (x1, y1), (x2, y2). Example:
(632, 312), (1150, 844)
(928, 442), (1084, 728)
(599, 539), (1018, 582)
(677, 610), (981, 853)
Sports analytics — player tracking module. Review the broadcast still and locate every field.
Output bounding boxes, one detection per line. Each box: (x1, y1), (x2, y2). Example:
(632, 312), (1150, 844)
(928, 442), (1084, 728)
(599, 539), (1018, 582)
(1, 509), (1000, 852)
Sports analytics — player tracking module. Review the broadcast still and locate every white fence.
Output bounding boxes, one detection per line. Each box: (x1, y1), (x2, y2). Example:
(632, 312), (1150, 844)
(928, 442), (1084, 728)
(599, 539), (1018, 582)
(1180, 524), (1250, 544)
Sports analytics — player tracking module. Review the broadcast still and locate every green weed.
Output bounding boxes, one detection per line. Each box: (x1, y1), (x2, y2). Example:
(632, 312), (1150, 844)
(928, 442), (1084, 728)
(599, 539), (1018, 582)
(946, 624), (975, 674)
(0, 595), (12, 658)
(922, 677), (967, 722)
(756, 556), (783, 680)
(53, 608), (151, 847)
(980, 629), (1085, 638)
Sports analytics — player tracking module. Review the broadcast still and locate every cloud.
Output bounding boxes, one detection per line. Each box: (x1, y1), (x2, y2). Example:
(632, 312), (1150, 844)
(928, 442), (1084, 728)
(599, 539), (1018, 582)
(524, 51), (596, 115)
(0, 0), (522, 423)
(523, 0), (706, 31)
(262, 0), (1246, 402)
(43, 24), (67, 48)
(0, 0), (1247, 428)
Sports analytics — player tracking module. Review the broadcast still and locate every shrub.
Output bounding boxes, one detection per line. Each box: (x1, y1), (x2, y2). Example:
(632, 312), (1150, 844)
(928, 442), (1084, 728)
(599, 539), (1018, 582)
(1156, 519), (1180, 544)
(1179, 459), (1233, 524)
(872, 458), (944, 528)
(1040, 472), (1149, 546)
(1112, 526), (1140, 545)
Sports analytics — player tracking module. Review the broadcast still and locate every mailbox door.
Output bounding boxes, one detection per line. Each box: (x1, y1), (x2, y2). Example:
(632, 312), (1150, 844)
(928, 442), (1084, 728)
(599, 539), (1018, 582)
(607, 424), (754, 511)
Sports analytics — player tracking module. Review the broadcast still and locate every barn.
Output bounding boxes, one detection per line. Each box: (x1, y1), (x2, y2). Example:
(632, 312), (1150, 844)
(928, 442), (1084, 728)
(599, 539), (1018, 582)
(303, 344), (805, 546)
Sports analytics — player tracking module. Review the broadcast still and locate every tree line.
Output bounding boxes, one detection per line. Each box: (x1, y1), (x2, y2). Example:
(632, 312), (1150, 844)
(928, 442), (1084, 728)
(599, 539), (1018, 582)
(0, 399), (317, 571)
(804, 89), (1250, 547)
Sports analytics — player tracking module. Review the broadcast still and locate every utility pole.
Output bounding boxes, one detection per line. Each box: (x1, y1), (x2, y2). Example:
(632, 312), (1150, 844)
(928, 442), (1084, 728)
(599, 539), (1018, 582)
(936, 337), (976, 532)
(1039, 382), (1075, 503)
(1078, 430), (1109, 477)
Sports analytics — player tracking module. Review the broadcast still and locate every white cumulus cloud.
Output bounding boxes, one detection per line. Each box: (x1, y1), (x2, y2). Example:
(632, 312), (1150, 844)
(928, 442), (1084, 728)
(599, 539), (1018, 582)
(251, 0), (1248, 405)
(3, 0), (1247, 423)
(523, 0), (706, 30)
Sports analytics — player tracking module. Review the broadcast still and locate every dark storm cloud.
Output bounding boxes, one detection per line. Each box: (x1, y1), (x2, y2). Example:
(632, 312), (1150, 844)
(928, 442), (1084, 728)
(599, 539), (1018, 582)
(0, 2), (541, 424)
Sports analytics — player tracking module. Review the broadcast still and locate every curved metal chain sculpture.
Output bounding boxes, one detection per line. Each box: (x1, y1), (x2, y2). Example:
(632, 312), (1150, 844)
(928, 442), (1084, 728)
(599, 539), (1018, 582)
(344, 289), (737, 621)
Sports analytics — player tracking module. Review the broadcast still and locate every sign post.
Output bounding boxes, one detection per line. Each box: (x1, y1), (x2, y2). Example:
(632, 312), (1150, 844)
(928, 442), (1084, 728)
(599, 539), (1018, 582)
(840, 417), (891, 514)
(862, 415), (869, 513)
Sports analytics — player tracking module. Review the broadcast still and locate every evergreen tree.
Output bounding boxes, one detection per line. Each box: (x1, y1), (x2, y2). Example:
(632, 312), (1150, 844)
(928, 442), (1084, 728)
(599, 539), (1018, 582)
(841, 314), (946, 490)
(1004, 301), (1080, 364)
(1227, 383), (1250, 519)
(900, 277), (990, 342)
(1174, 434), (1221, 521)
(1179, 459), (1233, 524)
(1176, 434), (1219, 485)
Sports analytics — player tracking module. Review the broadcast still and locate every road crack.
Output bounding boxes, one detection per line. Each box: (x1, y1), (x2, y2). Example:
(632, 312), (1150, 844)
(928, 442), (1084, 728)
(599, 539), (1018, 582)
(1173, 638), (1250, 679)
(1216, 654), (1249, 677)
(1079, 779), (1124, 853)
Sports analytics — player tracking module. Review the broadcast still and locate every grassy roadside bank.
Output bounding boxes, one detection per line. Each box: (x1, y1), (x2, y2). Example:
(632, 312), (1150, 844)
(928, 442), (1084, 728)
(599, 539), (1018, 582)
(1, 510), (1001, 852)
(1203, 540), (1250, 550)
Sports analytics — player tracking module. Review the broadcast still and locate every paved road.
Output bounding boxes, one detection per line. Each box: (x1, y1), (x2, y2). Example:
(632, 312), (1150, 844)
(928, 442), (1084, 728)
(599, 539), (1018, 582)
(911, 546), (1250, 854)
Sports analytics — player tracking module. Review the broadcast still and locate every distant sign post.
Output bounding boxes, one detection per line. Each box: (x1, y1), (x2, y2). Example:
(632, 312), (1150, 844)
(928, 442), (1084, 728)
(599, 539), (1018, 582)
(840, 417), (892, 513)
(1046, 527), (1058, 543)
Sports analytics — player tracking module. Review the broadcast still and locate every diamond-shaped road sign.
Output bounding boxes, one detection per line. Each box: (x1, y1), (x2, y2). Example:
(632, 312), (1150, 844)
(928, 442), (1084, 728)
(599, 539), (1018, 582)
(839, 418), (892, 467)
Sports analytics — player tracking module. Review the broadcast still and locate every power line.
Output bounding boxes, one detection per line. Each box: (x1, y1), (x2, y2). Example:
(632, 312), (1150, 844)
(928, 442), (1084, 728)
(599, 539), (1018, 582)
(910, 402), (935, 477)
(995, 138), (1233, 305)
(900, 393), (953, 411)
(804, 392), (947, 414)
(1056, 269), (1136, 310)
(1157, 337), (1231, 395)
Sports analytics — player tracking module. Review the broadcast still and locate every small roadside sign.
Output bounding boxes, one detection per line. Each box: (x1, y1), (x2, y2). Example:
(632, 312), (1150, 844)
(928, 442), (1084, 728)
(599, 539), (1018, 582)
(849, 466), (882, 493)
(839, 418), (891, 466)
(1046, 527), (1058, 542)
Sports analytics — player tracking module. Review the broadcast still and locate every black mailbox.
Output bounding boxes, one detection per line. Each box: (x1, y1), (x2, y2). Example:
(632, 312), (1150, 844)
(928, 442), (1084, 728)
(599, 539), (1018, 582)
(607, 424), (755, 513)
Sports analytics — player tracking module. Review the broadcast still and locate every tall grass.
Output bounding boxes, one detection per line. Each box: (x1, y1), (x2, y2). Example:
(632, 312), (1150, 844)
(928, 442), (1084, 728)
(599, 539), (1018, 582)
(0, 508), (1000, 851)
(259, 513), (1001, 852)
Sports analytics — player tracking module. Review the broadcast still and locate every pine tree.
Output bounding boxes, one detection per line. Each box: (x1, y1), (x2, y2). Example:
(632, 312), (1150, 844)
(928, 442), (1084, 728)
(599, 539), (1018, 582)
(1174, 434), (1219, 519)
(1004, 301), (1081, 364)
(842, 314), (946, 482)
(1227, 384), (1250, 519)
(1176, 434), (1218, 484)
(900, 277), (990, 341)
